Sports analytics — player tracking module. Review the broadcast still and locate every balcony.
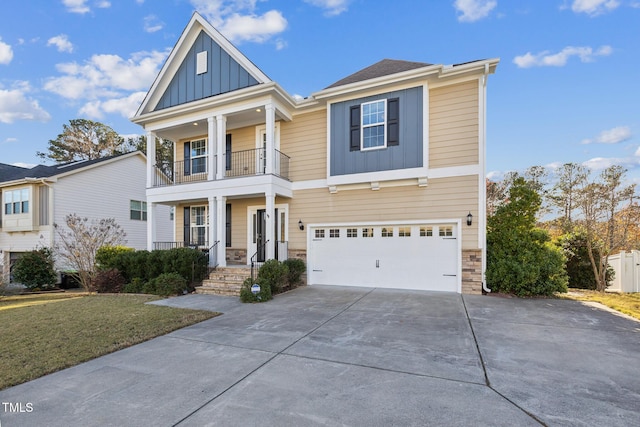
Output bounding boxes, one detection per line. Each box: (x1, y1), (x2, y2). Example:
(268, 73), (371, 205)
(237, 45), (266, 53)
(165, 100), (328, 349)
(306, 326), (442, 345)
(153, 148), (290, 188)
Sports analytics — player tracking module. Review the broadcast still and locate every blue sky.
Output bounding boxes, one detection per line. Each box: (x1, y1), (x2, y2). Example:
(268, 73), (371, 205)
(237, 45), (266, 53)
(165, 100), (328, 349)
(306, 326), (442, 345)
(1, 0), (639, 183)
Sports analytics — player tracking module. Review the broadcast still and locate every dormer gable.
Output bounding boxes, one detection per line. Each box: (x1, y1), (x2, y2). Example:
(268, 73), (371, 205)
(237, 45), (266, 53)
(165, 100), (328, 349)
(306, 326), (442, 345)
(134, 12), (271, 117)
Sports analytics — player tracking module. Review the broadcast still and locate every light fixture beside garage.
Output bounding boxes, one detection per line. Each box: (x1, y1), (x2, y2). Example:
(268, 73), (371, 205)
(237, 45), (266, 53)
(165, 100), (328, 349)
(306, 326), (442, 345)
(467, 212), (473, 226)
(298, 220), (304, 230)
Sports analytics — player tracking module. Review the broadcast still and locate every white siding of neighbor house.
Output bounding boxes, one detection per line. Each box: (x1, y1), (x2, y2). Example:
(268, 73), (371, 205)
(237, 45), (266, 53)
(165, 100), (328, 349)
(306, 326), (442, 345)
(53, 154), (172, 251)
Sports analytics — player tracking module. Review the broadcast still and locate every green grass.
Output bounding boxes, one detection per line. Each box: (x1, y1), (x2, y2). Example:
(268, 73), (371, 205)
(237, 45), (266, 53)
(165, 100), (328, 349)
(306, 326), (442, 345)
(0, 293), (219, 390)
(560, 289), (640, 321)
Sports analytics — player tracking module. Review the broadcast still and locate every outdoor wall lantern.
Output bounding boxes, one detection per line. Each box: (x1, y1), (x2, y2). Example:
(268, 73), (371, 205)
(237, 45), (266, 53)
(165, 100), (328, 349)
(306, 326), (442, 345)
(467, 212), (473, 226)
(298, 220), (304, 231)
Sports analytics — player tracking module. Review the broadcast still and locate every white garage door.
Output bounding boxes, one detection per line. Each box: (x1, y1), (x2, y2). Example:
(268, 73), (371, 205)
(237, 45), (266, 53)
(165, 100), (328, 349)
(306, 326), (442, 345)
(309, 223), (459, 292)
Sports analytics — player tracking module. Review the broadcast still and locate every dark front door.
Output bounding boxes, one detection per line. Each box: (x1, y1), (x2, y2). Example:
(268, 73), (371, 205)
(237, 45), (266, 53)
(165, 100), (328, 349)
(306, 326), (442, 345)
(256, 209), (266, 262)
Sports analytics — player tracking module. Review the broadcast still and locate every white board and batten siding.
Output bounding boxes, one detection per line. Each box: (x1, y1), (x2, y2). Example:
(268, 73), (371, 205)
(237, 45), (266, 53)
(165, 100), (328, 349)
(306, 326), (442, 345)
(53, 154), (172, 250)
(308, 220), (461, 293)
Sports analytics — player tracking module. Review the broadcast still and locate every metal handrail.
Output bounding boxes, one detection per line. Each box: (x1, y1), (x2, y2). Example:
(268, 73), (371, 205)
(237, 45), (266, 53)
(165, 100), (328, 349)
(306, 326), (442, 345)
(250, 239), (270, 282)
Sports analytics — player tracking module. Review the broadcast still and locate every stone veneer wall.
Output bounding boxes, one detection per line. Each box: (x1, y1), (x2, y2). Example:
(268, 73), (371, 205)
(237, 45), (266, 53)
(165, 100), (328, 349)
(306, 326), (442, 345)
(226, 248), (247, 265)
(462, 249), (483, 294)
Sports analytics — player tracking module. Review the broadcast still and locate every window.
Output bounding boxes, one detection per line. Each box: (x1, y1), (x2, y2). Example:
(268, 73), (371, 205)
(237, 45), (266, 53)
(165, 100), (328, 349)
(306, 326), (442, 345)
(184, 139), (207, 175)
(347, 228), (357, 238)
(398, 227), (411, 237)
(4, 188), (29, 215)
(190, 206), (208, 246)
(439, 226), (453, 237)
(330, 229), (340, 238)
(349, 97), (399, 152)
(420, 226), (433, 237)
(362, 228), (374, 238)
(130, 200), (147, 221)
(381, 227), (393, 237)
(315, 229), (325, 239)
(362, 100), (386, 150)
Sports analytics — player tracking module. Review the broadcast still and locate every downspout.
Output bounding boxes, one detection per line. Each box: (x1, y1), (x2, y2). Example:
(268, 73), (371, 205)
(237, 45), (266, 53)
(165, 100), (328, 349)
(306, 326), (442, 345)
(481, 63), (491, 294)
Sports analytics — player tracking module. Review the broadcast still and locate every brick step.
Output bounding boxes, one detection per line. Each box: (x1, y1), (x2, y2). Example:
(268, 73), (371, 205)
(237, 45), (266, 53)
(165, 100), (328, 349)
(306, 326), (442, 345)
(195, 285), (241, 296)
(195, 266), (253, 297)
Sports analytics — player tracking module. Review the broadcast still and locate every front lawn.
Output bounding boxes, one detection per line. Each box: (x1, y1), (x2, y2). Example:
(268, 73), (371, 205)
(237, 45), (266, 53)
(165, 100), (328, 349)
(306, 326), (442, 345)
(0, 293), (219, 390)
(560, 289), (640, 321)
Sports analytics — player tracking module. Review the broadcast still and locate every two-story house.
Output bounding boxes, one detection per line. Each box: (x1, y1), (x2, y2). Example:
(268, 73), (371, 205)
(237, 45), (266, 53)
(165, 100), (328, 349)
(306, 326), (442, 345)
(0, 152), (172, 283)
(132, 12), (498, 294)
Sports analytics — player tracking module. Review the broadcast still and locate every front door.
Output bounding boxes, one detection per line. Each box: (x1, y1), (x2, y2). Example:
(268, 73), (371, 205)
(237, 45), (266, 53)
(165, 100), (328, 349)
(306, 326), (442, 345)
(255, 209), (266, 262)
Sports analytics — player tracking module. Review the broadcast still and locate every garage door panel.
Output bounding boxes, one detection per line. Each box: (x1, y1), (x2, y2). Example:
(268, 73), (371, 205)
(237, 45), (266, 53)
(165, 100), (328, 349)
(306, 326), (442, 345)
(310, 224), (459, 292)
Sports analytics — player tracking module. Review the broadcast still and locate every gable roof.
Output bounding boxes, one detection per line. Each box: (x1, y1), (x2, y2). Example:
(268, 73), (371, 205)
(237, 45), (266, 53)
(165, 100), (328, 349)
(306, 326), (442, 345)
(134, 12), (271, 118)
(325, 59), (432, 89)
(0, 152), (144, 185)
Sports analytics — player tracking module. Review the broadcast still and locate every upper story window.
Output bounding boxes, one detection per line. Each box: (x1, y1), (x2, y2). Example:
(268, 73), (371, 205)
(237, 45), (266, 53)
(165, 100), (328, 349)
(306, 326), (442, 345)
(350, 97), (399, 152)
(4, 188), (29, 215)
(184, 138), (207, 175)
(362, 100), (386, 150)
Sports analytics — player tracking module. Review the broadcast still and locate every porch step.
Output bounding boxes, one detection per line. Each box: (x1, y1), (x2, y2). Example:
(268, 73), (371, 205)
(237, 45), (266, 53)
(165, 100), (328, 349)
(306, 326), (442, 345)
(195, 266), (253, 297)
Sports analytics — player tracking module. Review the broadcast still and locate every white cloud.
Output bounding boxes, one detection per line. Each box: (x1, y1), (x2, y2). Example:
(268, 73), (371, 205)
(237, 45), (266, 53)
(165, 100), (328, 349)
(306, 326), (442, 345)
(582, 145), (640, 171)
(44, 49), (169, 100)
(0, 38), (13, 64)
(0, 82), (51, 124)
(62, 0), (90, 14)
(62, 0), (111, 14)
(304, 0), (350, 16)
(571, 0), (620, 16)
(79, 91), (147, 119)
(143, 15), (164, 33)
(47, 34), (74, 53)
(190, 0), (287, 45)
(3, 137), (18, 143)
(513, 45), (612, 68)
(581, 126), (632, 144)
(486, 170), (503, 180)
(454, 0), (497, 22)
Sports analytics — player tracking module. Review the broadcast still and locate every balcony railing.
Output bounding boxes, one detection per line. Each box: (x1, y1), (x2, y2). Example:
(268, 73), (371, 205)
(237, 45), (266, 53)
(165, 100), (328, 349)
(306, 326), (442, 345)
(153, 148), (290, 188)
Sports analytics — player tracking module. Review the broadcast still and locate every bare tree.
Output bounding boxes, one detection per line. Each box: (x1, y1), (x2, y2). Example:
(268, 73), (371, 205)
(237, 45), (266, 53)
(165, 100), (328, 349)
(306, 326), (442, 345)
(54, 214), (127, 291)
(576, 166), (636, 291)
(549, 163), (588, 232)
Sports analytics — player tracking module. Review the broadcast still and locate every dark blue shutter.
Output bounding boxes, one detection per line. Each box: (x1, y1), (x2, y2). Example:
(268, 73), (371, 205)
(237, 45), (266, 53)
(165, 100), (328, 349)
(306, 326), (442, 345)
(387, 98), (399, 146)
(183, 206), (190, 246)
(350, 105), (360, 151)
(225, 134), (232, 171)
(184, 141), (191, 176)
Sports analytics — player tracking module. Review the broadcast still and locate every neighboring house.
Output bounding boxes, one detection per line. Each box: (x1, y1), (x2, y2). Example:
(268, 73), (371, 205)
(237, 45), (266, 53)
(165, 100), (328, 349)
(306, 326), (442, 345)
(132, 12), (498, 294)
(0, 152), (172, 283)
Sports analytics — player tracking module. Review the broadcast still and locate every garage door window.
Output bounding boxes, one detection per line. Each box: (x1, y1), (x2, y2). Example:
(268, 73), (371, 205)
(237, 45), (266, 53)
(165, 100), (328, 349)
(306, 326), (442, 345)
(420, 226), (433, 237)
(347, 228), (357, 238)
(381, 227), (393, 237)
(398, 227), (411, 237)
(330, 229), (340, 238)
(315, 229), (325, 238)
(439, 226), (453, 237)
(362, 228), (374, 238)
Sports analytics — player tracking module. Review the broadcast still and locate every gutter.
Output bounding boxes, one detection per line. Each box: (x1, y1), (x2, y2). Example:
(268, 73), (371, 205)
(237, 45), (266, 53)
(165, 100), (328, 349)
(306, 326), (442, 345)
(481, 62), (491, 294)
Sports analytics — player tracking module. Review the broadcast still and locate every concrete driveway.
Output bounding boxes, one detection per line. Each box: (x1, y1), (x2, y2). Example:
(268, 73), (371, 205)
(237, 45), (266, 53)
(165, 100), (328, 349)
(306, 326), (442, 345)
(1, 286), (639, 426)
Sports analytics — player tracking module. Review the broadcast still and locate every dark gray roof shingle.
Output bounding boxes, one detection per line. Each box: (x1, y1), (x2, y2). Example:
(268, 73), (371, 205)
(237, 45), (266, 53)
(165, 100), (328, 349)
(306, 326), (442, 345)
(325, 59), (432, 89)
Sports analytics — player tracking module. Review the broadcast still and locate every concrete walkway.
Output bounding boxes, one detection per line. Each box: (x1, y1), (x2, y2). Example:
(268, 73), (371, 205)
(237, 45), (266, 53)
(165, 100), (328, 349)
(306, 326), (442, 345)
(1, 286), (639, 426)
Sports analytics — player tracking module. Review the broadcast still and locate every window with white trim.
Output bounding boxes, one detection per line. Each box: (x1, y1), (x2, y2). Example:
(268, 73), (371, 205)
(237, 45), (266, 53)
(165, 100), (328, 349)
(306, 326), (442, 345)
(315, 229), (325, 239)
(4, 188), (29, 215)
(361, 100), (386, 150)
(329, 229), (340, 238)
(381, 227), (393, 237)
(420, 226), (433, 237)
(130, 200), (147, 221)
(439, 226), (453, 237)
(190, 206), (208, 246)
(190, 139), (207, 174)
(362, 228), (374, 238)
(347, 228), (357, 238)
(398, 227), (411, 237)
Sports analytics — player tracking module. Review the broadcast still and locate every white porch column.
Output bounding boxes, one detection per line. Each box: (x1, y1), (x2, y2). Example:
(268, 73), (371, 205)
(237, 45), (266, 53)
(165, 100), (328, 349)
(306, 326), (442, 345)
(265, 192), (275, 260)
(264, 104), (275, 175)
(146, 201), (156, 251)
(207, 117), (216, 181)
(208, 196), (217, 267)
(216, 195), (227, 267)
(216, 115), (226, 180)
(145, 131), (156, 188)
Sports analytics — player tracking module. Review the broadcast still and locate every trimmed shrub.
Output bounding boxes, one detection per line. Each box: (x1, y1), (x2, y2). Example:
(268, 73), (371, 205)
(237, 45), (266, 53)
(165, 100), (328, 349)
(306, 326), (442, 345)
(122, 278), (145, 294)
(11, 248), (57, 290)
(95, 245), (134, 271)
(93, 268), (126, 293)
(283, 258), (306, 288)
(258, 259), (289, 295)
(149, 273), (189, 297)
(240, 277), (272, 303)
